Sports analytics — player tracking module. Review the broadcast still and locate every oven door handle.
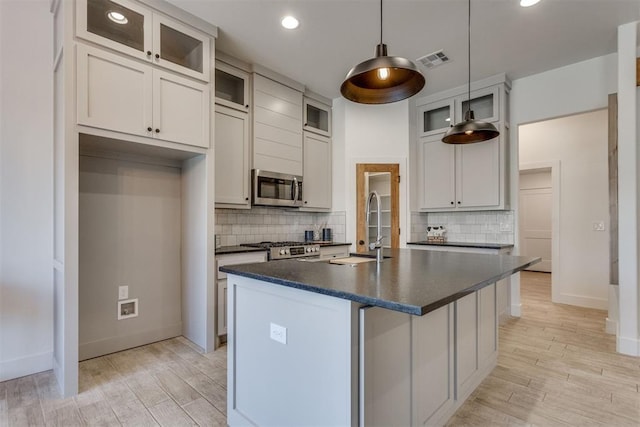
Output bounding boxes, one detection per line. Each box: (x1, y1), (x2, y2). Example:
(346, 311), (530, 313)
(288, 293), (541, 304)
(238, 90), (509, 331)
(292, 176), (299, 205)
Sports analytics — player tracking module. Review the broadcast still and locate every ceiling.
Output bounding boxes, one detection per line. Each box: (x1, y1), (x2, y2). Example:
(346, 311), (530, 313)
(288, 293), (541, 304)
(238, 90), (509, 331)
(167, 0), (640, 100)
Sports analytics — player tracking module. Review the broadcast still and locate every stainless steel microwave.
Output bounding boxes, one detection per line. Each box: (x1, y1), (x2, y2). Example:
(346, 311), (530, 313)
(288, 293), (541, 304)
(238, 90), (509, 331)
(252, 169), (303, 207)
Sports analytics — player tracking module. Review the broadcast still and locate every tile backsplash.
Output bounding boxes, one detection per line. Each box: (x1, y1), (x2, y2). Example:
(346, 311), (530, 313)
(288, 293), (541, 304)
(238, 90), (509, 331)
(410, 211), (515, 244)
(215, 208), (346, 246)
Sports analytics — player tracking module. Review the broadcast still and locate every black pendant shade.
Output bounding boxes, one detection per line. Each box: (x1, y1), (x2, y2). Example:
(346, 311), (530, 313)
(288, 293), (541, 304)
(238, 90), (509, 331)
(442, 110), (500, 144)
(340, 1), (425, 104)
(442, 0), (499, 144)
(341, 44), (425, 104)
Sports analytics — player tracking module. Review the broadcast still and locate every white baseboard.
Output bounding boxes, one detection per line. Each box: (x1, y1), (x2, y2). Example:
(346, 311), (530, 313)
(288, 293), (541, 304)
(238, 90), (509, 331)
(509, 303), (522, 317)
(0, 351), (53, 382)
(79, 323), (182, 361)
(555, 293), (608, 310)
(605, 318), (617, 335)
(617, 335), (640, 357)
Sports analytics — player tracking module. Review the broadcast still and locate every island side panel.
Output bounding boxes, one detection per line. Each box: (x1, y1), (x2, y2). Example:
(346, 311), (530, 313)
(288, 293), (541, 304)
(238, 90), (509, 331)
(359, 307), (411, 426)
(227, 274), (357, 426)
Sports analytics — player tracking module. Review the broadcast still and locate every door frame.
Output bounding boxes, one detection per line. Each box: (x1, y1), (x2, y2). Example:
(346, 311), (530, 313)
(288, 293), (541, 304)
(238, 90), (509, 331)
(519, 161), (560, 302)
(356, 163), (400, 252)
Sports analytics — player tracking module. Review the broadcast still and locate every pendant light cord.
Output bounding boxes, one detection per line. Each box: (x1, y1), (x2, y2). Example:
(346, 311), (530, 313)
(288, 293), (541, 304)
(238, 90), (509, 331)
(380, 0), (383, 45)
(467, 0), (471, 115)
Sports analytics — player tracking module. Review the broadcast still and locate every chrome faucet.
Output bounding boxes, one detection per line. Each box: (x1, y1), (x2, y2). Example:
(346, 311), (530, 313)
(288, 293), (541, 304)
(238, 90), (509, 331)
(366, 191), (384, 264)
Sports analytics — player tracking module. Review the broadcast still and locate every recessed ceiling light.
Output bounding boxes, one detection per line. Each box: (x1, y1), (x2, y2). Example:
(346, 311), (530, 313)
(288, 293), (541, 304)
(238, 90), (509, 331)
(520, 0), (541, 7)
(107, 10), (128, 24)
(281, 16), (299, 30)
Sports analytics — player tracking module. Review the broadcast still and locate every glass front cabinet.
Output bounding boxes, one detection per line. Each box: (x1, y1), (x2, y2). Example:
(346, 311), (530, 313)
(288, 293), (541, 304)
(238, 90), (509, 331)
(215, 61), (250, 112)
(76, 0), (210, 82)
(303, 97), (331, 138)
(415, 76), (510, 212)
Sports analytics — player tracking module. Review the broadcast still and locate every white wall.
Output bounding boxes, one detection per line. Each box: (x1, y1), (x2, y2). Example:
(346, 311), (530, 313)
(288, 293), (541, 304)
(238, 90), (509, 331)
(332, 98), (410, 249)
(519, 110), (609, 309)
(0, 0), (53, 381)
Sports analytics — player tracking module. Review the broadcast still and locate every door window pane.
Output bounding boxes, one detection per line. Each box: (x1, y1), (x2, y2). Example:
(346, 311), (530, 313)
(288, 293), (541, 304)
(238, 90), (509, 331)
(87, 0), (144, 52)
(160, 24), (203, 73)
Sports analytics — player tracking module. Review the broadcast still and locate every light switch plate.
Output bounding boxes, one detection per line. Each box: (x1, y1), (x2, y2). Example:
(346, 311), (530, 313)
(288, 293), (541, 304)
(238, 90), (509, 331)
(270, 322), (287, 344)
(118, 285), (129, 300)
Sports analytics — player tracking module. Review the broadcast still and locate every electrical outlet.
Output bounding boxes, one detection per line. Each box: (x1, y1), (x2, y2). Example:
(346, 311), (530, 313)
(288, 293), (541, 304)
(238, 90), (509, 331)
(118, 285), (128, 300)
(592, 221), (605, 231)
(499, 222), (512, 232)
(270, 322), (287, 344)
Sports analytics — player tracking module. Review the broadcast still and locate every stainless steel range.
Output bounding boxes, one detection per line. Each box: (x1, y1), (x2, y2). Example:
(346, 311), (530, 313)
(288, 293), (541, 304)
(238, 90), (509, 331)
(243, 241), (320, 260)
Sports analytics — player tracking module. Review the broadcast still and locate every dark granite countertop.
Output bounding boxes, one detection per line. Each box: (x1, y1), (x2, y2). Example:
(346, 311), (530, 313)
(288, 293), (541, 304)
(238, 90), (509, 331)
(215, 246), (269, 255)
(220, 248), (539, 316)
(407, 241), (514, 250)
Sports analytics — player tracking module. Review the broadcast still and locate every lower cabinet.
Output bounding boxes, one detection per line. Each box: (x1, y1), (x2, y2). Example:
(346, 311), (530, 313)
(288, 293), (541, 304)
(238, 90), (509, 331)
(215, 251), (267, 336)
(360, 284), (497, 426)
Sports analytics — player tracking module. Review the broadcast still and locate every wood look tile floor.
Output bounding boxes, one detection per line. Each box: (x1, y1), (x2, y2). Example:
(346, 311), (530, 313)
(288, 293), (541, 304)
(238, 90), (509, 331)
(1, 271), (639, 426)
(447, 271), (640, 427)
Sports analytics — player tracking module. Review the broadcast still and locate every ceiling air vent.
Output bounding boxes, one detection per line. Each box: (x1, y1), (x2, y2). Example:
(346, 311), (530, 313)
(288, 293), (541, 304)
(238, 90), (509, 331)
(417, 50), (450, 69)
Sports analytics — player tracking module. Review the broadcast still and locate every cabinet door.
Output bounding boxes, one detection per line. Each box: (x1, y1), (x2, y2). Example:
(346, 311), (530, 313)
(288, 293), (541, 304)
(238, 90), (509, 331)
(456, 86), (499, 123)
(303, 98), (331, 137)
(153, 69), (210, 148)
(76, 0), (153, 63)
(77, 45), (152, 137)
(302, 133), (332, 210)
(215, 61), (250, 112)
(456, 138), (500, 208)
(418, 137), (456, 210)
(455, 292), (478, 399)
(418, 98), (454, 137)
(152, 14), (211, 82)
(215, 106), (250, 206)
(478, 283), (497, 370)
(217, 279), (227, 336)
(412, 304), (455, 426)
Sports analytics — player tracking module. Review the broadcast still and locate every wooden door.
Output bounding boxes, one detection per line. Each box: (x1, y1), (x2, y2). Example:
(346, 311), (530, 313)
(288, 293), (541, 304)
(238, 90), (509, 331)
(356, 164), (400, 252)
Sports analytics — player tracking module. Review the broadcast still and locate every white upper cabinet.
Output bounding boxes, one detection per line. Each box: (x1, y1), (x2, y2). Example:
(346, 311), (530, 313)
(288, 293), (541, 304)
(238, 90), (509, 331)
(215, 106), (250, 207)
(415, 75), (509, 212)
(253, 74), (303, 176)
(215, 61), (250, 112)
(303, 98), (331, 138)
(302, 132), (332, 210)
(77, 45), (210, 148)
(77, 0), (210, 82)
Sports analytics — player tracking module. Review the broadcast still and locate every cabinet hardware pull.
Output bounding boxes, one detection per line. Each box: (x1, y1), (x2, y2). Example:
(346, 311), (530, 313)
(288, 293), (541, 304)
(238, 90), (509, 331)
(245, 197), (249, 201)
(147, 127), (152, 132)
(450, 201), (454, 205)
(155, 129), (160, 133)
(245, 105), (249, 108)
(155, 53), (160, 59)
(146, 51), (152, 56)
(457, 201), (461, 204)
(304, 201), (308, 204)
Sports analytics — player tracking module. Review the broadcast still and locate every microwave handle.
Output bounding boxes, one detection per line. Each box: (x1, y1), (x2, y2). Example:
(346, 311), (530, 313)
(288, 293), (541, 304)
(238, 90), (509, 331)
(292, 176), (299, 204)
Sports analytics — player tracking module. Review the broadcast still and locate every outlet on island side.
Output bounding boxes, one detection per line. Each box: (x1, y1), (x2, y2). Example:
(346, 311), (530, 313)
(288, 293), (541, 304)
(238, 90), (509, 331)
(270, 322), (287, 345)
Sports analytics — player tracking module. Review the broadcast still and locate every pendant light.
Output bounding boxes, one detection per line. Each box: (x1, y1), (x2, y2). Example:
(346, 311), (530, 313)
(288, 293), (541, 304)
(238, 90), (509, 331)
(340, 0), (425, 104)
(442, 0), (499, 144)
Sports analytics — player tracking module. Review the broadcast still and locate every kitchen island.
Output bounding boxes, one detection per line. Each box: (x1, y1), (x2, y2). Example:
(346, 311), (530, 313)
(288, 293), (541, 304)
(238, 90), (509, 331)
(222, 249), (539, 426)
